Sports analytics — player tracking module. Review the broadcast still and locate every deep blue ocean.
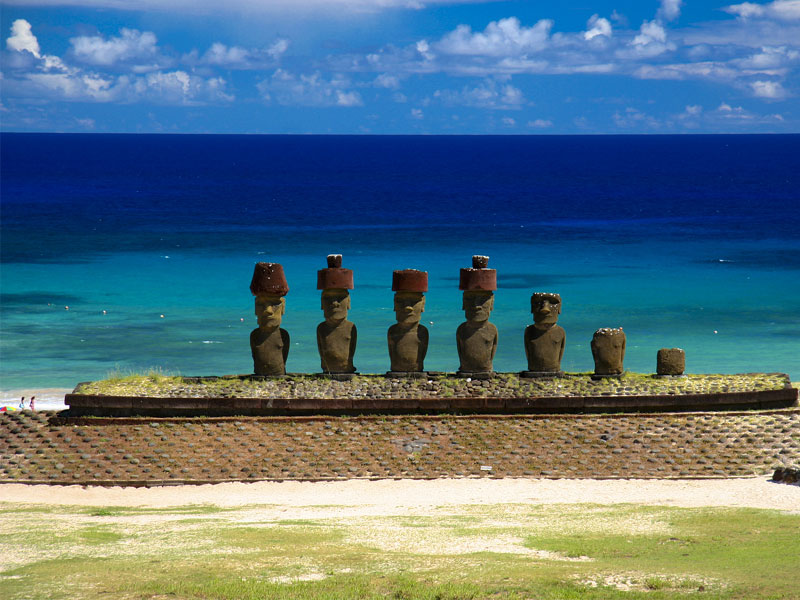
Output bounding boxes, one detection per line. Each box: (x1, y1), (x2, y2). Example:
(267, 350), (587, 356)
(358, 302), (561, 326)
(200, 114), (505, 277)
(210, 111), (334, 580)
(1, 133), (799, 393)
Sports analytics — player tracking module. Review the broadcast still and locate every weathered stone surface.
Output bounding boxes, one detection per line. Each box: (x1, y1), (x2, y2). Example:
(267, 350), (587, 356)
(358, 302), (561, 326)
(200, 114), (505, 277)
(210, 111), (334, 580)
(657, 348), (686, 376)
(3, 408), (798, 483)
(249, 262), (290, 377)
(524, 292), (565, 375)
(592, 328), (626, 376)
(317, 255), (357, 374)
(457, 256), (498, 374)
(388, 287), (428, 372)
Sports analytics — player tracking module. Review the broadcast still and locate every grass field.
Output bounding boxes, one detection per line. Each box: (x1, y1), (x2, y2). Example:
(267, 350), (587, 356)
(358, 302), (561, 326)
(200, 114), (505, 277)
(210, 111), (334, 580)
(1, 500), (798, 599)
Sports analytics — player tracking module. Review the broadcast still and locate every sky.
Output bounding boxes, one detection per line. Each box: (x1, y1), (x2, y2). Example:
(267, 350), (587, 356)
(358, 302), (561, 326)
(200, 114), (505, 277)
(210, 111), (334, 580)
(1, 0), (799, 134)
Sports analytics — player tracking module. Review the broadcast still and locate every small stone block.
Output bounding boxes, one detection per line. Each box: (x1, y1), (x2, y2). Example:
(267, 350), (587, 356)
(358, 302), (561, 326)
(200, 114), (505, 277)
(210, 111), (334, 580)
(519, 371), (564, 378)
(657, 348), (685, 375)
(385, 371), (428, 379)
(456, 371), (493, 380)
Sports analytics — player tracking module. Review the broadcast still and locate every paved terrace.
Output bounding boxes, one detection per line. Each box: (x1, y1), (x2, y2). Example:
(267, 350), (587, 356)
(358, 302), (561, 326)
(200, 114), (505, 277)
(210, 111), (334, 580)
(2, 409), (798, 486)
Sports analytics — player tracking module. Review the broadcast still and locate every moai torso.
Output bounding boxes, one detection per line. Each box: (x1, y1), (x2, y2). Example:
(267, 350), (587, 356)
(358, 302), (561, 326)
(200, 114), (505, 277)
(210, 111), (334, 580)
(250, 327), (290, 376)
(591, 328), (626, 375)
(524, 324), (565, 372)
(317, 320), (357, 373)
(388, 324), (429, 372)
(457, 321), (498, 372)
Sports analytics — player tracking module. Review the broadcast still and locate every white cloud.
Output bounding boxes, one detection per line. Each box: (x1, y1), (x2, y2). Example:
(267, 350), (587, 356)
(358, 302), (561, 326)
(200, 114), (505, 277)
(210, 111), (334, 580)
(336, 90), (363, 106)
(734, 45), (800, 68)
(70, 28), (158, 66)
(613, 107), (661, 128)
(6, 19), (40, 57)
(584, 15), (612, 41)
(750, 79), (789, 97)
(685, 104), (703, 115)
(724, 0), (800, 20)
(199, 39), (289, 68)
(501, 116), (515, 126)
(410, 107), (423, 119)
(435, 17), (552, 57)
(433, 79), (526, 109)
(0, 0), (498, 14)
(374, 73), (401, 88)
(527, 118), (552, 128)
(657, 0), (683, 22)
(258, 69), (361, 106)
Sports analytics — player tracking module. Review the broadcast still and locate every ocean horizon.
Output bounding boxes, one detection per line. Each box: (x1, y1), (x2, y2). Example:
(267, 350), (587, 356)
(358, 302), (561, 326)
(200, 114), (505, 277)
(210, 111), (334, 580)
(1, 132), (799, 392)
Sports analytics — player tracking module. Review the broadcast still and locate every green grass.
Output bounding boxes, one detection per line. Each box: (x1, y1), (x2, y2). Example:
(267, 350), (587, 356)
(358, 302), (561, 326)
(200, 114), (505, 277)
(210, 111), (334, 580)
(1, 502), (798, 599)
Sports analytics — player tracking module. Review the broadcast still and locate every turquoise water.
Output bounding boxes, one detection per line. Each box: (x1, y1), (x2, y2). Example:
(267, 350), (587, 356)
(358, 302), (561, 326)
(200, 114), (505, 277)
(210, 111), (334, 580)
(2, 134), (799, 389)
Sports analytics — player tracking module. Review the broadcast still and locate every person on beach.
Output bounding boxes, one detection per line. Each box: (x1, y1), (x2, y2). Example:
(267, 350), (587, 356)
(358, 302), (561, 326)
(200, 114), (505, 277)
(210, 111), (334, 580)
(19, 397), (25, 409)
(29, 396), (35, 411)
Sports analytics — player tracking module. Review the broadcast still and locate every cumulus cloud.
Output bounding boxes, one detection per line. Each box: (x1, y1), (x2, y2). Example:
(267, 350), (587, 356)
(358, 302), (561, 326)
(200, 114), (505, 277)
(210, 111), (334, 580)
(584, 14), (612, 40)
(433, 79), (526, 109)
(258, 69), (362, 106)
(750, 79), (789, 97)
(198, 38), (288, 68)
(527, 118), (552, 128)
(657, 0), (683, 22)
(70, 28), (158, 66)
(627, 20), (673, 57)
(612, 107), (661, 128)
(4, 20), (233, 105)
(6, 19), (40, 57)
(434, 17), (552, 57)
(724, 0), (800, 20)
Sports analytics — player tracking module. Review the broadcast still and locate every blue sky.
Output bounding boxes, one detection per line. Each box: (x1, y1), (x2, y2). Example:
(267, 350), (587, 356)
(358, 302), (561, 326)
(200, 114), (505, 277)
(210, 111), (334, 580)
(2, 0), (799, 133)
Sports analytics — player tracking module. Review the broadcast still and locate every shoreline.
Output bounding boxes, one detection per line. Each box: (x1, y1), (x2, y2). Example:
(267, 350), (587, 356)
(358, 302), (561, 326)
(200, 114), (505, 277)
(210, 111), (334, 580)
(0, 478), (798, 511)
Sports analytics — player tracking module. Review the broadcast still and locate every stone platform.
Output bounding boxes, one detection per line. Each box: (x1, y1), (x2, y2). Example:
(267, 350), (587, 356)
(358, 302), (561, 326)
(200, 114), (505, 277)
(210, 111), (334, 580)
(65, 372), (798, 417)
(2, 408), (798, 486)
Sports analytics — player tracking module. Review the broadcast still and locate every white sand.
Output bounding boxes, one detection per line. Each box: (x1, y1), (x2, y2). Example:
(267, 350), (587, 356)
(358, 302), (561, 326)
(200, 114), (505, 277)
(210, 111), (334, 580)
(1, 388), (70, 411)
(1, 478), (797, 513)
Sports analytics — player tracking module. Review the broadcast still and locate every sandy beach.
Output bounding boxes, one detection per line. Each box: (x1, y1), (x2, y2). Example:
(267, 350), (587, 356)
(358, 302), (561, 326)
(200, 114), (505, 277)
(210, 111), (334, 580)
(1, 478), (798, 513)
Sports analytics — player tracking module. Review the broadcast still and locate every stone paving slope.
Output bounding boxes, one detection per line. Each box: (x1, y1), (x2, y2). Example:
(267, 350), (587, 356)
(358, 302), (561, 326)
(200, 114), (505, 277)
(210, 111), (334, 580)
(2, 410), (798, 485)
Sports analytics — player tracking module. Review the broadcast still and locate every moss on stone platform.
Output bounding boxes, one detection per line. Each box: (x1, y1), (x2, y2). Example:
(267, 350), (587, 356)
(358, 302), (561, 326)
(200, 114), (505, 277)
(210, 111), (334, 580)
(74, 372), (791, 399)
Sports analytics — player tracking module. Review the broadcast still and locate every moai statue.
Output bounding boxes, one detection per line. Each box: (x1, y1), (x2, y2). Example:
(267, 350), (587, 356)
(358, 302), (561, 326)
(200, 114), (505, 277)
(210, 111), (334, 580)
(249, 262), (290, 376)
(456, 255), (498, 376)
(316, 254), (357, 374)
(591, 327), (626, 378)
(522, 292), (565, 377)
(387, 269), (429, 375)
(657, 348), (685, 376)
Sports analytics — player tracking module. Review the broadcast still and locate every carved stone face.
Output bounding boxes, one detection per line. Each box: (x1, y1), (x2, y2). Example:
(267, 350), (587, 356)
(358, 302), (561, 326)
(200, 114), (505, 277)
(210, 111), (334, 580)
(462, 290), (494, 323)
(394, 292), (425, 325)
(255, 295), (285, 329)
(321, 289), (350, 323)
(532, 293), (561, 327)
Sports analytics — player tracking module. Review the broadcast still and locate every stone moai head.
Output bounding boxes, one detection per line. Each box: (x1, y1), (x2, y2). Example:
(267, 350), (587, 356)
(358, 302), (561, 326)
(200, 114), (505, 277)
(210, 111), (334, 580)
(250, 262), (289, 329)
(317, 254), (354, 323)
(657, 348), (685, 376)
(392, 269), (427, 325)
(459, 255), (496, 323)
(591, 327), (626, 376)
(531, 292), (562, 328)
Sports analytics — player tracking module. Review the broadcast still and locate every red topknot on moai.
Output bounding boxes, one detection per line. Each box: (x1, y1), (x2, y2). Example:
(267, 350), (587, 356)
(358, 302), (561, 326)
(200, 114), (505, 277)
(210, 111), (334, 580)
(249, 262), (290, 376)
(456, 256), (498, 376)
(387, 269), (429, 375)
(316, 254), (357, 375)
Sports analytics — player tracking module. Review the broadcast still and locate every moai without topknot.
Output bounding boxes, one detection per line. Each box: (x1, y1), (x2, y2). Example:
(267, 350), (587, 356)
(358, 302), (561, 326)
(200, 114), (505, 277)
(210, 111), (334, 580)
(522, 292), (565, 377)
(316, 254), (357, 374)
(387, 269), (429, 375)
(657, 348), (685, 376)
(591, 327), (626, 378)
(249, 262), (290, 376)
(456, 255), (498, 375)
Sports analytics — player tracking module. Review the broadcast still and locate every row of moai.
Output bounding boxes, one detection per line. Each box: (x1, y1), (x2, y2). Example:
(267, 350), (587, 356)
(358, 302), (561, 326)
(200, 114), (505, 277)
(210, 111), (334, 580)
(249, 255), (686, 379)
